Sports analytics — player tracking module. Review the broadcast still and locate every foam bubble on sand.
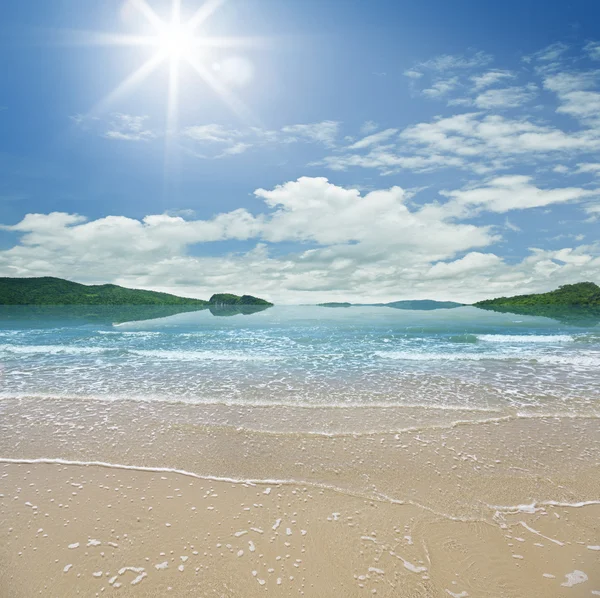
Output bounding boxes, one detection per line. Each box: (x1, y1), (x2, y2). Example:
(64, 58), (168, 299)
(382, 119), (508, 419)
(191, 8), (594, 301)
(68, 542), (80, 549)
(368, 567), (384, 575)
(273, 519), (282, 530)
(178, 565), (184, 572)
(587, 545), (600, 550)
(234, 530), (248, 537)
(389, 551), (427, 574)
(87, 539), (101, 547)
(180, 556), (188, 562)
(561, 570), (588, 587)
(155, 562), (168, 570)
(446, 591), (469, 598)
(63, 564), (73, 573)
(92, 571), (102, 578)
(248, 540), (256, 552)
(264, 488), (271, 495)
(131, 572), (147, 585)
(118, 567), (144, 576)
(543, 574), (555, 579)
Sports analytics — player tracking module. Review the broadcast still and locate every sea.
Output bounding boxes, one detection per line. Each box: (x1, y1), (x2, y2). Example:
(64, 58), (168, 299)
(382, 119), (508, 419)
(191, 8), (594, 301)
(0, 304), (599, 425)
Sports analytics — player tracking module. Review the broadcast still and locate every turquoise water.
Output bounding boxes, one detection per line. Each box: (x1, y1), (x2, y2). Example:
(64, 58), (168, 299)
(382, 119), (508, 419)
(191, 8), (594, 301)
(0, 305), (599, 415)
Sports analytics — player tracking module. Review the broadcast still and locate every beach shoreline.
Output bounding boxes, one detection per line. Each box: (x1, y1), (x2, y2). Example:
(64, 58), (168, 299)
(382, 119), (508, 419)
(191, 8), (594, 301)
(1, 396), (599, 597)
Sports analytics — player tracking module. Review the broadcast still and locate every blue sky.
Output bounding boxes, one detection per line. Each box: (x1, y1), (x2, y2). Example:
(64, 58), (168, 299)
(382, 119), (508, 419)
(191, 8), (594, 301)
(0, 0), (599, 302)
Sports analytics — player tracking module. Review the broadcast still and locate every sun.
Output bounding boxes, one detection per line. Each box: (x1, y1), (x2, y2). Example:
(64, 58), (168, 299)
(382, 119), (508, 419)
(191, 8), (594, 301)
(157, 24), (196, 60)
(77, 0), (260, 132)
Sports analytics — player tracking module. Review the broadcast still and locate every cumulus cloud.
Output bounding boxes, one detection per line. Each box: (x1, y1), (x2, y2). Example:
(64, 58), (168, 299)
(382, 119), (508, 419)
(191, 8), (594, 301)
(3, 176), (599, 303)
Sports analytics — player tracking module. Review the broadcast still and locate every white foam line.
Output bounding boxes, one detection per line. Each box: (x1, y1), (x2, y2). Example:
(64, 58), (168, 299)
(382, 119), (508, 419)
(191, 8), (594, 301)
(3, 458), (597, 524)
(0, 457), (395, 506)
(519, 521), (564, 546)
(490, 499), (600, 514)
(0, 393), (504, 413)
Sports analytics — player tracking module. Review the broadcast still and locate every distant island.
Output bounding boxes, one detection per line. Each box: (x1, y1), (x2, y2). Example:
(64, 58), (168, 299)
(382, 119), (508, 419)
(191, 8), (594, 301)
(318, 302), (352, 308)
(318, 300), (464, 310)
(474, 282), (600, 325)
(0, 277), (272, 308)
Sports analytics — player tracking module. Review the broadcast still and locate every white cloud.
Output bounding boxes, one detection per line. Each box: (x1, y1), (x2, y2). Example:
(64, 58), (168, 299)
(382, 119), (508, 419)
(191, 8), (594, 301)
(471, 70), (515, 90)
(403, 69), (423, 79)
(103, 113), (154, 142)
(280, 121), (340, 147)
(524, 42), (570, 64)
(400, 112), (600, 158)
(422, 77), (460, 98)
(474, 85), (537, 109)
(317, 148), (466, 175)
(416, 51), (493, 72)
(0, 177), (501, 301)
(4, 176), (599, 303)
(584, 41), (600, 61)
(183, 124), (241, 143)
(347, 128), (398, 150)
(440, 175), (598, 214)
(425, 252), (502, 279)
(216, 142), (253, 157)
(576, 162), (600, 175)
(360, 120), (379, 135)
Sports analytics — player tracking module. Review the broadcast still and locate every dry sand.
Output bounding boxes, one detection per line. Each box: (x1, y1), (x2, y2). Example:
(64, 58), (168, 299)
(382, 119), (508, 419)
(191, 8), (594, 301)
(0, 397), (599, 597)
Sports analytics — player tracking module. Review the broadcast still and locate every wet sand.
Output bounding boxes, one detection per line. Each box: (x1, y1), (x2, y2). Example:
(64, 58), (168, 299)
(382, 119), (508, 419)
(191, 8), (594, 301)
(0, 397), (599, 597)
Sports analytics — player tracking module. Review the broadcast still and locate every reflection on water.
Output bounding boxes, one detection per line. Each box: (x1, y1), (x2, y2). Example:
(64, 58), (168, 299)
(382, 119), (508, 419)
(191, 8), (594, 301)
(475, 304), (600, 326)
(209, 304), (272, 317)
(0, 303), (272, 327)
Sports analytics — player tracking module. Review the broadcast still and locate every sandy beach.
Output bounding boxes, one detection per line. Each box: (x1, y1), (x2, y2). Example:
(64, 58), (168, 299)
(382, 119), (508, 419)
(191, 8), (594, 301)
(1, 397), (599, 597)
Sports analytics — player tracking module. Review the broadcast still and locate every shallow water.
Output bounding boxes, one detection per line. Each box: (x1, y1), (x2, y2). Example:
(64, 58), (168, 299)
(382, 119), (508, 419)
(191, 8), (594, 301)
(1, 305), (599, 597)
(0, 305), (599, 422)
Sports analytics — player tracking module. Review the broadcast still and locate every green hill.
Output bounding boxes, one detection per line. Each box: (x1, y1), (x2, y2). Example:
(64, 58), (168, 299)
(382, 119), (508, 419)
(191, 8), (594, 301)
(474, 282), (600, 308)
(474, 282), (600, 326)
(0, 277), (272, 307)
